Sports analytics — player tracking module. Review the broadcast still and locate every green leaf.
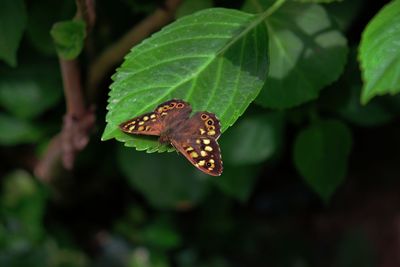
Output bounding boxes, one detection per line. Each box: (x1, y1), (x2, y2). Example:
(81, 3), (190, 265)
(176, 0), (213, 18)
(0, 62), (62, 119)
(213, 164), (261, 202)
(0, 113), (42, 145)
(319, 48), (394, 127)
(337, 85), (394, 127)
(243, 0), (347, 109)
(221, 112), (284, 165)
(142, 219), (182, 249)
(1, 170), (47, 242)
(117, 145), (209, 209)
(293, 120), (352, 202)
(325, 0), (363, 32)
(102, 8), (269, 153)
(0, 0), (27, 67)
(50, 20), (86, 60)
(359, 0), (400, 104)
(27, 0), (75, 55)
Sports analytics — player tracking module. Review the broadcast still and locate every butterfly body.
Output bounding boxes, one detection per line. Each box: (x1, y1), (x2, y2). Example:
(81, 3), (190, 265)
(119, 99), (223, 176)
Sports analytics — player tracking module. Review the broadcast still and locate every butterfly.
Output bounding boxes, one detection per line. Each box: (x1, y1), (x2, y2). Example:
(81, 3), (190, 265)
(119, 99), (223, 176)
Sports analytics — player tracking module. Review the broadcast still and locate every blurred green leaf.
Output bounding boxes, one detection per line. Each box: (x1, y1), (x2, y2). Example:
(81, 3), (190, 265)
(243, 0), (347, 109)
(0, 0), (27, 67)
(359, 0), (400, 104)
(117, 145), (209, 209)
(213, 164), (261, 202)
(50, 20), (86, 60)
(1, 170), (47, 242)
(142, 219), (182, 250)
(0, 62), (62, 119)
(319, 48), (395, 127)
(27, 0), (75, 55)
(176, 0), (213, 18)
(221, 112), (284, 165)
(337, 85), (393, 127)
(325, 0), (363, 32)
(128, 248), (170, 267)
(102, 8), (269, 153)
(293, 120), (352, 202)
(0, 113), (42, 145)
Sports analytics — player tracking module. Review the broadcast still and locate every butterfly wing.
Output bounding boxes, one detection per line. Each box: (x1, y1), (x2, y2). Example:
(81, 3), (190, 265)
(171, 111), (223, 176)
(171, 137), (223, 176)
(119, 99), (192, 136)
(119, 111), (163, 136)
(154, 99), (192, 129)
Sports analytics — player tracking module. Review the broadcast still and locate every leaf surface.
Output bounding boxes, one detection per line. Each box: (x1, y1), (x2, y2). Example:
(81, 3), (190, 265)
(293, 120), (352, 202)
(117, 145), (209, 209)
(359, 0), (400, 104)
(221, 112), (284, 165)
(103, 8), (269, 152)
(0, 0), (27, 66)
(0, 62), (62, 119)
(50, 20), (86, 60)
(244, 0), (347, 109)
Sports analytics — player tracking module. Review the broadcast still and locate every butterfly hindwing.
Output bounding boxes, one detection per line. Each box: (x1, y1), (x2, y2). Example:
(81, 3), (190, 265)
(171, 136), (223, 176)
(175, 111), (221, 139)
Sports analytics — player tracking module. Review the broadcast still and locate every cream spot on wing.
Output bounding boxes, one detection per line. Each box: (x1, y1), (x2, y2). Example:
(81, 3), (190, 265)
(196, 139), (201, 144)
(161, 112), (167, 116)
(150, 114), (156, 119)
(200, 151), (207, 157)
(205, 146), (213, 152)
(151, 119), (157, 122)
(200, 128), (206, 135)
(209, 159), (215, 164)
(190, 152), (199, 158)
(143, 116), (149, 121)
(129, 125), (135, 131)
(203, 139), (210, 145)
(208, 130), (216, 136)
(138, 121), (144, 125)
(186, 146), (194, 151)
(145, 126), (150, 131)
(138, 126), (144, 131)
(198, 160), (205, 166)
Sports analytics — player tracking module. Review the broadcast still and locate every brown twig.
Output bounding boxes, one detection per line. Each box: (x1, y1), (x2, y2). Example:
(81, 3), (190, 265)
(35, 0), (96, 181)
(87, 0), (183, 100)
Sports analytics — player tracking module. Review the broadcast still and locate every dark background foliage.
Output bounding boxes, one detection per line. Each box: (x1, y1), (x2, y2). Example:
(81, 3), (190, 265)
(1, 0), (399, 266)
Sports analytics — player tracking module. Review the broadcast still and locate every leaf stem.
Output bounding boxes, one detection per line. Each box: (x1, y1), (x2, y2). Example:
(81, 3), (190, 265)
(261, 0), (286, 19)
(218, 0), (285, 56)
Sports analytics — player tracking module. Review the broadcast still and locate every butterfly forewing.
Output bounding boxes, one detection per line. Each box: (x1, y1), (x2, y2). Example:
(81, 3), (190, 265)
(119, 112), (162, 136)
(154, 99), (192, 129)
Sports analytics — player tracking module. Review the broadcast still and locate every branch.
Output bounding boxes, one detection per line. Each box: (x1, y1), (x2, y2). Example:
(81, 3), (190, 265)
(87, 0), (183, 99)
(35, 0), (96, 181)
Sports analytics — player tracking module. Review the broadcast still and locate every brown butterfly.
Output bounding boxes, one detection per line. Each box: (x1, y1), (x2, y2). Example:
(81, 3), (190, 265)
(119, 99), (223, 176)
